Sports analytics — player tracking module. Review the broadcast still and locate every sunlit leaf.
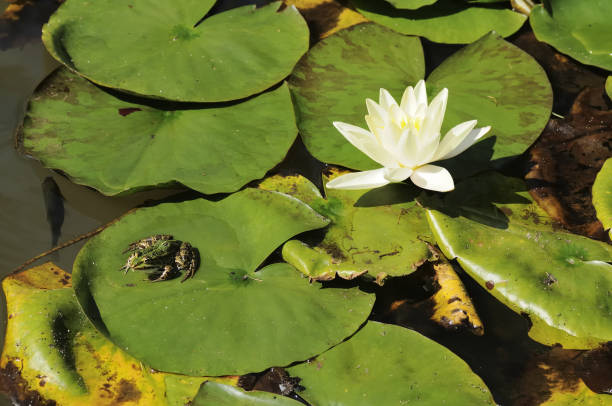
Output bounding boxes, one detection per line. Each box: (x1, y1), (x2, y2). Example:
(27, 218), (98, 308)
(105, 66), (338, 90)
(259, 170), (433, 284)
(386, 0), (437, 9)
(193, 382), (301, 405)
(424, 172), (612, 349)
(352, 0), (525, 44)
(283, 0), (367, 40)
(530, 0), (612, 70)
(592, 158), (612, 239)
(288, 321), (496, 405)
(73, 188), (376, 376)
(19, 68), (298, 196)
(42, 1), (309, 102)
(427, 32), (552, 177)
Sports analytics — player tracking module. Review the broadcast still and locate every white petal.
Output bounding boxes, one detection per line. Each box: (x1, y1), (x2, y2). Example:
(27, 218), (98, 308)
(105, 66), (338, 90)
(389, 104), (407, 128)
(410, 164), (454, 192)
(333, 121), (395, 167)
(414, 80), (427, 108)
(379, 88), (398, 111)
(432, 120), (477, 161)
(366, 99), (389, 125)
(384, 167), (413, 182)
(437, 125), (491, 161)
(400, 85), (417, 116)
(326, 168), (391, 190)
(397, 127), (419, 168)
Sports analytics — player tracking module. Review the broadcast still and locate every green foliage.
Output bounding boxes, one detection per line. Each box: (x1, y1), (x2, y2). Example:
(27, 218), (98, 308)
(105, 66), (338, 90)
(72, 188), (376, 376)
(592, 158), (612, 238)
(288, 322), (496, 405)
(42, 1), (309, 102)
(20, 69), (298, 195)
(260, 172), (432, 283)
(423, 172), (612, 349)
(530, 0), (612, 70)
(352, 0), (525, 44)
(193, 382), (301, 406)
(386, 0), (438, 9)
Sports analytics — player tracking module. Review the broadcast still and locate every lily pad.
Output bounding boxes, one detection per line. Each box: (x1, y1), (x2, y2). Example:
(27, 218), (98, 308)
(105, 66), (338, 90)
(288, 22), (425, 170)
(426, 32), (552, 176)
(284, 0), (367, 40)
(530, 0), (612, 71)
(73, 188), (376, 376)
(42, 1), (309, 102)
(593, 158), (612, 237)
(386, 0), (438, 9)
(352, 0), (526, 44)
(19, 68), (298, 196)
(259, 170), (433, 283)
(193, 382), (301, 406)
(606, 76), (612, 99)
(288, 321), (495, 405)
(423, 172), (612, 349)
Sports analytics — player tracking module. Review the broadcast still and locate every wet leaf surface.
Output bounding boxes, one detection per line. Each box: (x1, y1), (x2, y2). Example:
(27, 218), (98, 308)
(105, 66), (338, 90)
(259, 170), (433, 283)
(288, 22), (425, 170)
(426, 32), (552, 178)
(0, 262), (228, 405)
(42, 1), (309, 102)
(193, 381), (302, 405)
(530, 0), (612, 70)
(592, 158), (612, 239)
(525, 87), (612, 240)
(288, 321), (496, 405)
(73, 188), (376, 376)
(351, 0), (526, 44)
(19, 68), (298, 196)
(281, 0), (366, 42)
(424, 172), (612, 349)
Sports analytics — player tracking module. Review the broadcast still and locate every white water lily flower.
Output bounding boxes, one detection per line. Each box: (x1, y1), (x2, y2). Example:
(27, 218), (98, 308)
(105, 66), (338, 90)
(326, 80), (490, 192)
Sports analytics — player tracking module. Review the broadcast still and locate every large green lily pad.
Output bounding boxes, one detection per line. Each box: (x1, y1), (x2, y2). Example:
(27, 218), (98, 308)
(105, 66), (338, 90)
(288, 22), (425, 170)
(260, 170), (432, 283)
(386, 0), (438, 9)
(73, 188), (376, 376)
(352, 0), (526, 44)
(19, 68), (298, 196)
(426, 32), (552, 176)
(42, 1), (309, 102)
(423, 172), (612, 349)
(193, 382), (301, 406)
(288, 321), (495, 405)
(592, 158), (612, 238)
(530, 0), (612, 71)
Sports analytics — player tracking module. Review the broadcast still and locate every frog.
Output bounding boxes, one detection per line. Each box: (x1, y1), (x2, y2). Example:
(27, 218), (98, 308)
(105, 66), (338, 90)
(120, 235), (199, 282)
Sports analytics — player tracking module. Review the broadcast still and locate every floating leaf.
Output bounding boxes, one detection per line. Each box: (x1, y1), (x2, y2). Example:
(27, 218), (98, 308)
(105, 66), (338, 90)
(592, 158), (612, 238)
(606, 76), (612, 99)
(525, 87), (612, 239)
(0, 262), (216, 405)
(352, 0), (526, 44)
(288, 321), (495, 405)
(289, 22), (425, 170)
(426, 32), (552, 176)
(42, 1), (309, 102)
(259, 170), (433, 284)
(424, 172), (612, 349)
(73, 188), (376, 376)
(386, 0), (438, 9)
(193, 382), (301, 406)
(283, 0), (367, 40)
(530, 0), (612, 70)
(19, 68), (298, 196)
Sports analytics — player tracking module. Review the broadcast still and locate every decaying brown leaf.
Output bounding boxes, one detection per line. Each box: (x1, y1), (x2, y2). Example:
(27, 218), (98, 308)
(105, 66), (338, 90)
(526, 87), (612, 240)
(282, 0), (367, 43)
(0, 0), (62, 49)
